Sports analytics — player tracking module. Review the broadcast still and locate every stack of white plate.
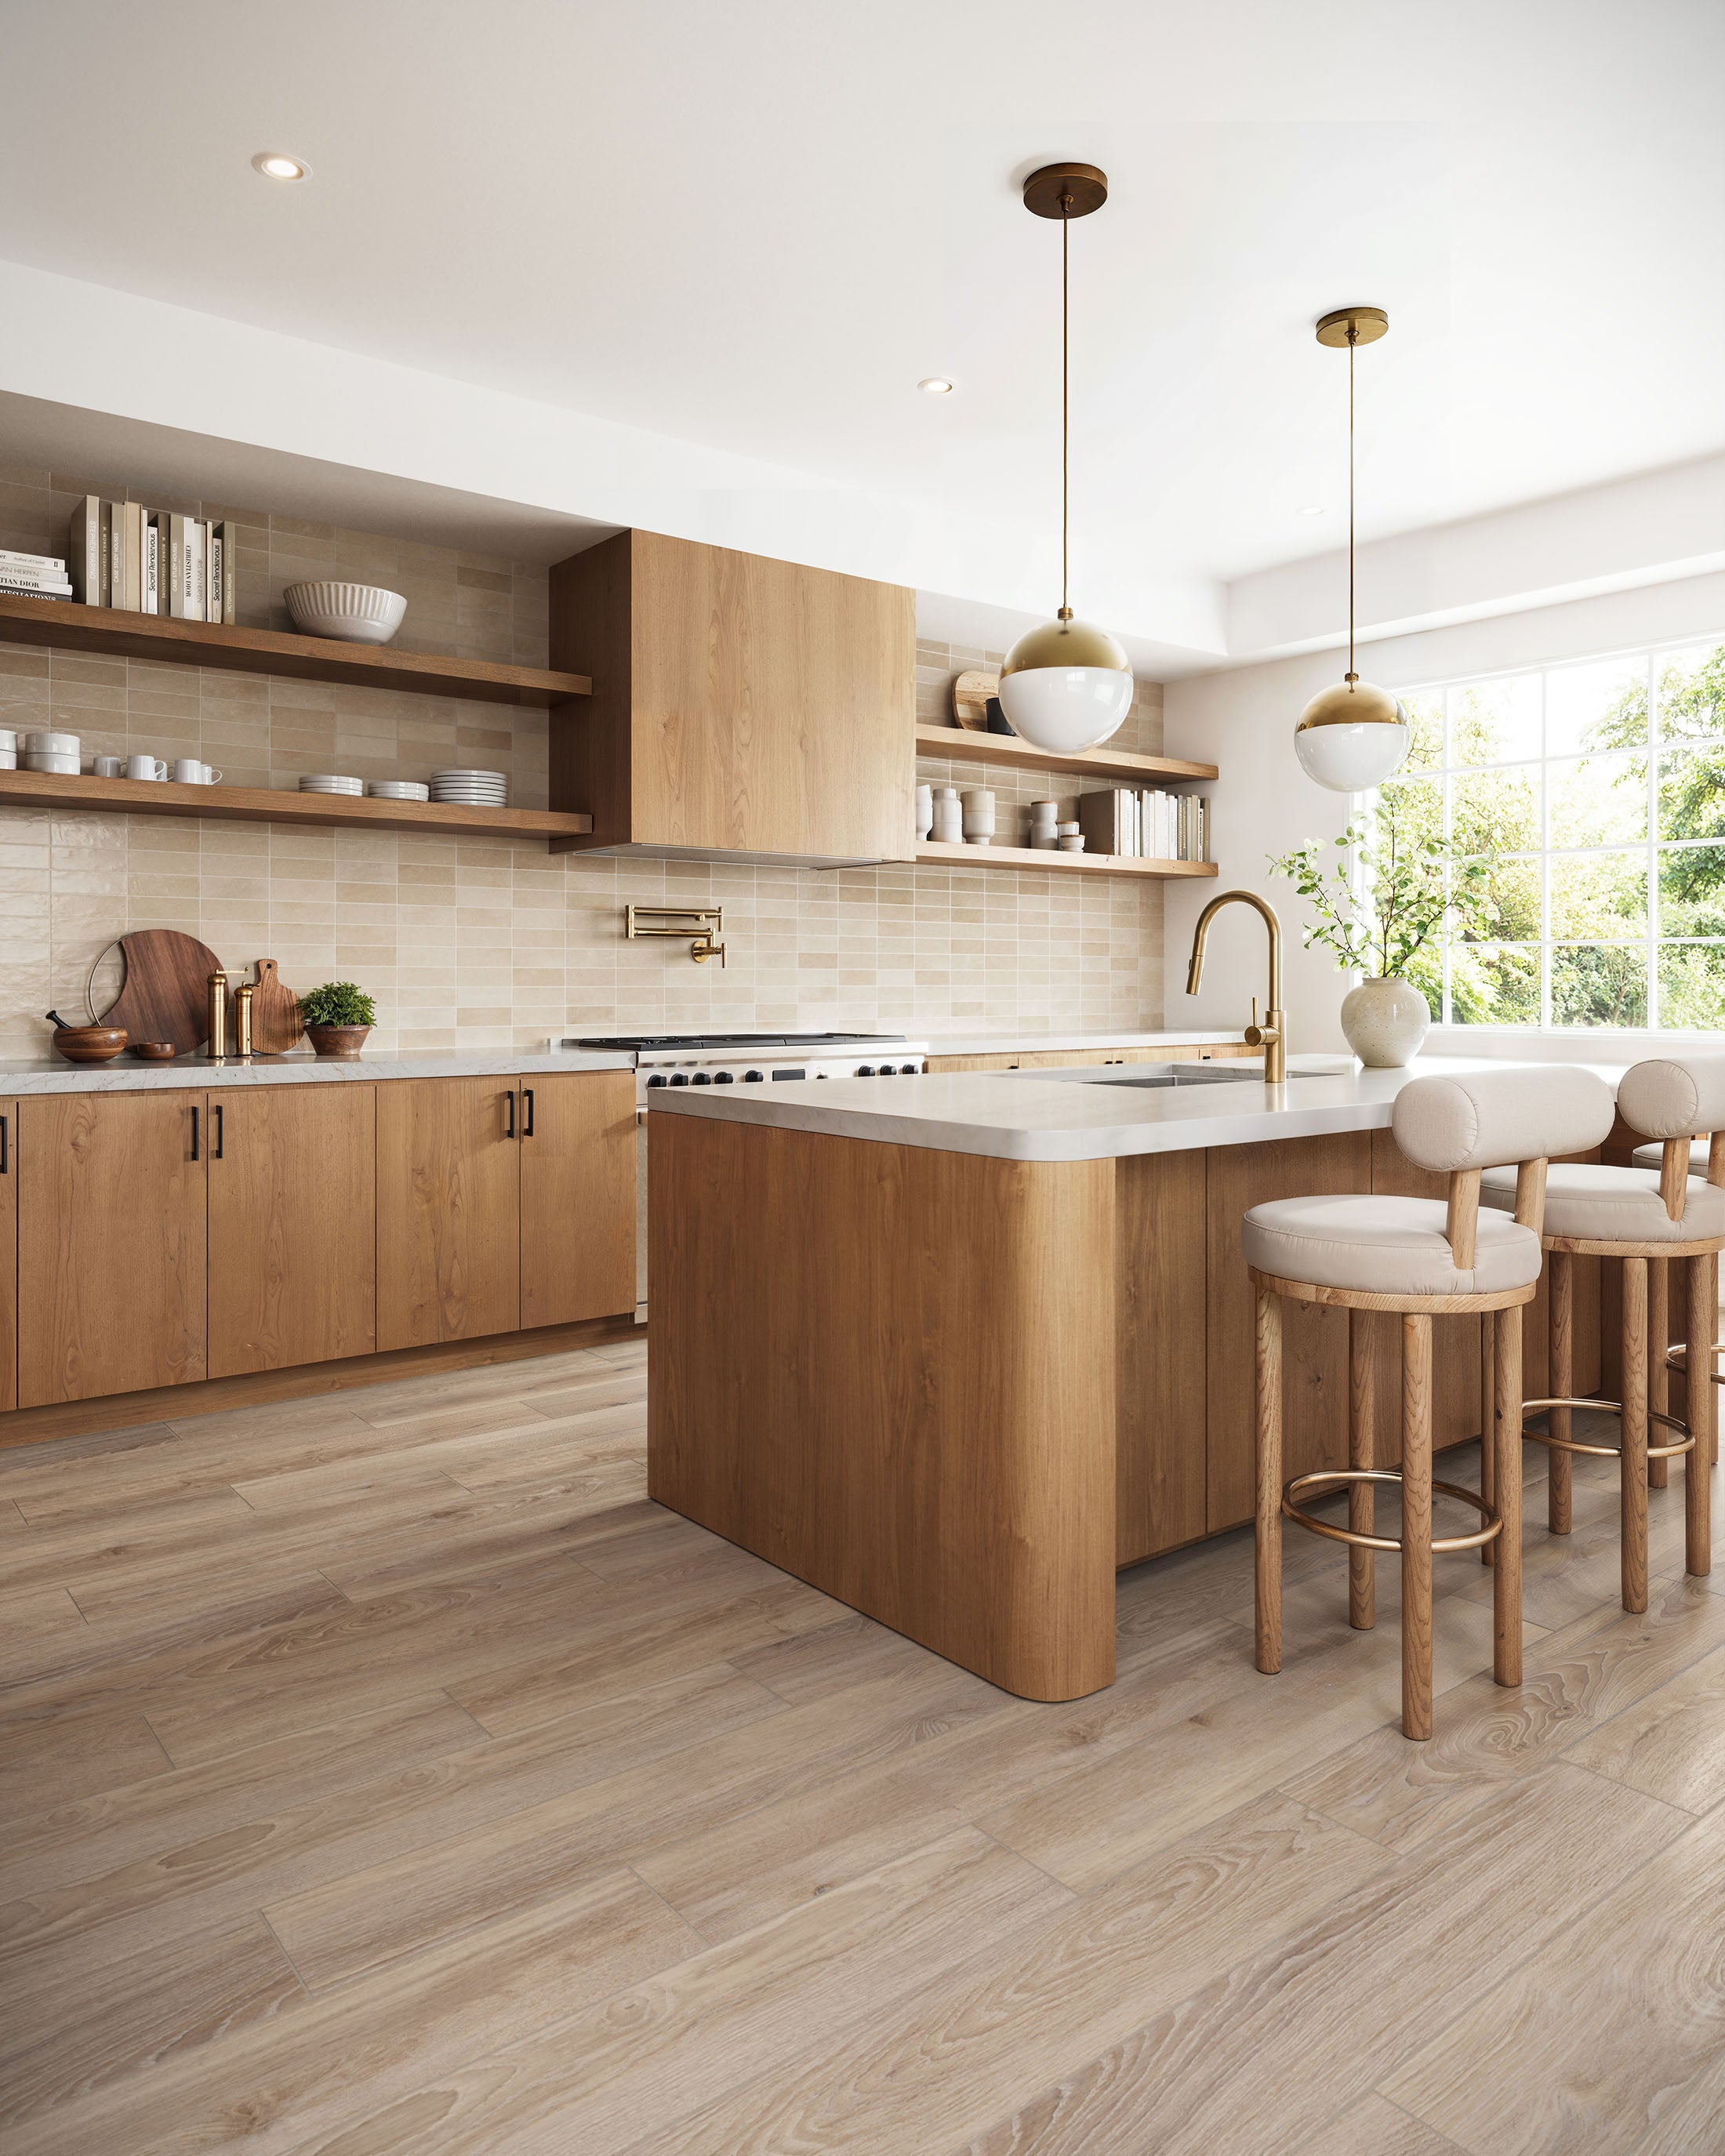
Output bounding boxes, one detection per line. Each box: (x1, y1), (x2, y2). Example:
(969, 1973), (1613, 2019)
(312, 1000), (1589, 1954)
(365, 779), (430, 802)
(429, 768), (509, 807)
(300, 773), (363, 796)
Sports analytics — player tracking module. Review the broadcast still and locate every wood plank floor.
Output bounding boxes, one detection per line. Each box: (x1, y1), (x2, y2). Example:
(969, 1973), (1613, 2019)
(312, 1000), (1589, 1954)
(2, 1339), (1723, 2153)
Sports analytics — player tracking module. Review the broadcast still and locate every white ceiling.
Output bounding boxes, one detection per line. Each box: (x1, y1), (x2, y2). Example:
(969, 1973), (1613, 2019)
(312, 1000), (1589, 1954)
(2, 0), (1722, 608)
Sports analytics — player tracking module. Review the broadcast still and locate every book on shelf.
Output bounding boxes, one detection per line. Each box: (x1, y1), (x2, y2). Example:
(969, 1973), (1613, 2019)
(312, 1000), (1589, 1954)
(183, 517), (205, 622)
(143, 513), (159, 615)
(0, 564), (74, 593)
(1077, 786), (1142, 857)
(0, 549), (65, 572)
(205, 520), (221, 623)
(212, 519), (236, 622)
(123, 503), (146, 612)
(65, 495), (106, 604)
(0, 575), (74, 598)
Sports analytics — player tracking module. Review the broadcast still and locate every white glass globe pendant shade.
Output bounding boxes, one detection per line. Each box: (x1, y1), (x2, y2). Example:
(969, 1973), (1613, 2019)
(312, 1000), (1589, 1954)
(1293, 678), (1409, 792)
(997, 615), (1135, 754)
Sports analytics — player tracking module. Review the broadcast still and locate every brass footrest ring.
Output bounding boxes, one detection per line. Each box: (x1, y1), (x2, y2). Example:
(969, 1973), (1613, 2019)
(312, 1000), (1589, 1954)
(1520, 1398), (1694, 1461)
(1665, 1343), (1725, 1389)
(1282, 1468), (1503, 1555)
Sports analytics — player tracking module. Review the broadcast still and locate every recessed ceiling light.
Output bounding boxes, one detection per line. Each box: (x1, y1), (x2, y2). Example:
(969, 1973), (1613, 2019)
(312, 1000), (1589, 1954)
(252, 151), (311, 182)
(918, 377), (954, 394)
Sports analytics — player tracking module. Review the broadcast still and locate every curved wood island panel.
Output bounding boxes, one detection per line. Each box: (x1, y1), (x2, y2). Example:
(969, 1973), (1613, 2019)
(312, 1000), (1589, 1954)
(648, 1113), (1118, 1701)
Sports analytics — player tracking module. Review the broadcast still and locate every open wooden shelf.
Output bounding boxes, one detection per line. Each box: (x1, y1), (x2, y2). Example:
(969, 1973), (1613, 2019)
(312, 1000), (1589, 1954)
(914, 840), (1218, 879)
(0, 768), (593, 851)
(914, 724), (1218, 785)
(0, 593), (591, 709)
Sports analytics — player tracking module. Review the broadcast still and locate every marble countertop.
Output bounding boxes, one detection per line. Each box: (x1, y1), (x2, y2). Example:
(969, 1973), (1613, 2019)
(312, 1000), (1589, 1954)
(0, 1047), (634, 1094)
(650, 1053), (1625, 1162)
(924, 1027), (1247, 1057)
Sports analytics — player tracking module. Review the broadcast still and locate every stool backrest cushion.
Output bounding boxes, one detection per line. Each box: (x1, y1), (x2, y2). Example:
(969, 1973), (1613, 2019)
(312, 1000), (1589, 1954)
(1616, 1056), (1725, 1141)
(1392, 1066), (1614, 1174)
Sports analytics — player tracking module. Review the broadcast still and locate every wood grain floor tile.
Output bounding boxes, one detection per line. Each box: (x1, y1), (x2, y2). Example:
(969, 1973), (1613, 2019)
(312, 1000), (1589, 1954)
(272, 1828), (1071, 2156)
(1384, 1797), (1725, 2154)
(1564, 1639), (1725, 1813)
(1286, 2092), (1468, 2156)
(1282, 1575), (1725, 1853)
(0, 1587), (84, 1657)
(0, 1910), (301, 2130)
(5, 1867), (690, 2156)
(956, 1765), (1683, 2156)
(0, 1710), (171, 1826)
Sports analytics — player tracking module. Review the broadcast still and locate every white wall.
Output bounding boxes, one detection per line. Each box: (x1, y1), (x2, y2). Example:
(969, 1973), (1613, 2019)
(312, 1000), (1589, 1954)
(1164, 566), (1725, 1054)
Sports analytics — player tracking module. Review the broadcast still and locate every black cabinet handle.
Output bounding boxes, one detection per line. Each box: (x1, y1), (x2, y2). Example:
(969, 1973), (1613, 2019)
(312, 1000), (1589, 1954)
(522, 1087), (535, 1138)
(505, 1089), (517, 1139)
(0, 1112), (7, 1174)
(191, 1105), (199, 1160)
(212, 1103), (224, 1159)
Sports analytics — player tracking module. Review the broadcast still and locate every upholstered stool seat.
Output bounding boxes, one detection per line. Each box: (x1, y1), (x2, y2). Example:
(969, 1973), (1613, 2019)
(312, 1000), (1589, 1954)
(1481, 1163), (1725, 1246)
(1244, 1194), (1542, 1298)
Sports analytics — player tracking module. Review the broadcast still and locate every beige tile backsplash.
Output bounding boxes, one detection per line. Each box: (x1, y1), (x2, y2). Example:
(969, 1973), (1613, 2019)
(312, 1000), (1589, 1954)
(0, 469), (1168, 1053)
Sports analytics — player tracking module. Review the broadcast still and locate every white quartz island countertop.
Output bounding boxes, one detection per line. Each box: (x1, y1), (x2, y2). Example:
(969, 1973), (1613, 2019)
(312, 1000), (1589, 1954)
(651, 1052), (1625, 1162)
(0, 1046), (634, 1095)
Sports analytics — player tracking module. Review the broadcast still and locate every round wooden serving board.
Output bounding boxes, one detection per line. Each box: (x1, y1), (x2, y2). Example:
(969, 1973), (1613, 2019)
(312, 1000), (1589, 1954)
(246, 960), (304, 1055)
(951, 670), (1000, 731)
(90, 929), (223, 1054)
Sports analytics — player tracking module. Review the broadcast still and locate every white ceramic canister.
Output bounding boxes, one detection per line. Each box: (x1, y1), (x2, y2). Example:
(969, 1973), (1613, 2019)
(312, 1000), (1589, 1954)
(914, 782), (933, 840)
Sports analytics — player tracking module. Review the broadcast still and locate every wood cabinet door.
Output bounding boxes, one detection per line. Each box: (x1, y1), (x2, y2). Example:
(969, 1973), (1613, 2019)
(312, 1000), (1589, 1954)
(376, 1078), (519, 1348)
(19, 1090), (207, 1406)
(519, 1070), (637, 1329)
(0, 1099), (16, 1414)
(209, 1085), (376, 1377)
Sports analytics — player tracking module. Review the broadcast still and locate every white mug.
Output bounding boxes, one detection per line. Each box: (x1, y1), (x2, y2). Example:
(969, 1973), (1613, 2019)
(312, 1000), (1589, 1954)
(92, 755), (123, 778)
(172, 759), (221, 785)
(125, 755), (168, 782)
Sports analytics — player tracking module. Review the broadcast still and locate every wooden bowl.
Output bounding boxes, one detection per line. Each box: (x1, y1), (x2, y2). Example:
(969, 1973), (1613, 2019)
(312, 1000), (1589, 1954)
(53, 1025), (128, 1064)
(129, 1040), (176, 1062)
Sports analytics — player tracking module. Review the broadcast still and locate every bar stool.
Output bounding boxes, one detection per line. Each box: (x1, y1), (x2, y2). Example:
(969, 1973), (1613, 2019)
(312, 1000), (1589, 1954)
(1627, 1134), (1721, 1489)
(1246, 1066), (1615, 1740)
(1482, 1055), (1724, 1613)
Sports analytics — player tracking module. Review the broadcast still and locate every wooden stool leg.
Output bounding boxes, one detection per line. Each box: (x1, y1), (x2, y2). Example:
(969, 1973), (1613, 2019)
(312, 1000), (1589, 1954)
(1622, 1257), (1650, 1615)
(1549, 1252), (1573, 1537)
(1349, 1310), (1375, 1628)
(1687, 1254), (1714, 1579)
(1494, 1301), (1523, 1688)
(1479, 1310), (1496, 1568)
(1711, 1253), (1719, 1467)
(1401, 1314), (1433, 1740)
(1650, 1259), (1670, 1490)
(1255, 1286), (1283, 1675)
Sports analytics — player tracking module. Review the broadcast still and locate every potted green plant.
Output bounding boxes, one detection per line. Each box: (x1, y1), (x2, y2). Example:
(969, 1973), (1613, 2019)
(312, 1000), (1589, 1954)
(297, 981), (377, 1059)
(1269, 797), (1492, 1067)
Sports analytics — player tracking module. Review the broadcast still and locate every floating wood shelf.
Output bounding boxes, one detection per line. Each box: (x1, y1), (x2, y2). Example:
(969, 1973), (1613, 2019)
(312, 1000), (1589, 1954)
(0, 768), (593, 851)
(914, 840), (1218, 879)
(914, 724), (1218, 784)
(0, 593), (591, 708)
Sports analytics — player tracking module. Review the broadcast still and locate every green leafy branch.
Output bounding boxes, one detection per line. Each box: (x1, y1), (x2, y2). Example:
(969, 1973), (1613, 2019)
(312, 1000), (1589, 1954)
(1269, 795), (1495, 981)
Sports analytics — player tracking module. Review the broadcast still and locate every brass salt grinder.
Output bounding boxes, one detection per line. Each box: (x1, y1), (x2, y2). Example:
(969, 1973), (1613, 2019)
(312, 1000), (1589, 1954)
(234, 980), (254, 1058)
(206, 967), (231, 1059)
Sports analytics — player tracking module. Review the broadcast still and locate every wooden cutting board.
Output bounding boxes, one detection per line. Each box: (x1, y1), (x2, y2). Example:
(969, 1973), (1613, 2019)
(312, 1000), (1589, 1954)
(90, 929), (223, 1054)
(247, 960), (304, 1055)
(951, 669), (1000, 731)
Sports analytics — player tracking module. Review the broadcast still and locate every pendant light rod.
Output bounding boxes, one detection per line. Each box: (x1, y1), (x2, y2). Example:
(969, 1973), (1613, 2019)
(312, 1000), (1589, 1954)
(1348, 321), (1356, 684)
(1022, 162), (1107, 626)
(1061, 191), (1070, 619)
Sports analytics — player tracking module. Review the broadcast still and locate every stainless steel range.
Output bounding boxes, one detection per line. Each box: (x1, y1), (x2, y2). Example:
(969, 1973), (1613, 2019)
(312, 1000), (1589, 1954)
(557, 1033), (931, 1316)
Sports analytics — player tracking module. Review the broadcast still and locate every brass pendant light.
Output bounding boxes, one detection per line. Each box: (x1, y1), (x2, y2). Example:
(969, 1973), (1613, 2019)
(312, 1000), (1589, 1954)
(1294, 306), (1410, 792)
(997, 162), (1135, 754)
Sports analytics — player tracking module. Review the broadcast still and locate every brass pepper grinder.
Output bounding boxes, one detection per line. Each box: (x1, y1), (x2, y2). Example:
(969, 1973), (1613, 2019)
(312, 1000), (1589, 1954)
(234, 980), (254, 1058)
(206, 967), (230, 1060)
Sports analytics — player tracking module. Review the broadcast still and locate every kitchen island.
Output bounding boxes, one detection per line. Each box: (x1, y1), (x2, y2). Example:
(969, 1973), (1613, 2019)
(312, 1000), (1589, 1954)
(648, 1057), (1610, 1700)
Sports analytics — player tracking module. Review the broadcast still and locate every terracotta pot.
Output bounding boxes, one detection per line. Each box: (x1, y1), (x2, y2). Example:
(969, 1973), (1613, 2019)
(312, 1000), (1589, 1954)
(1340, 975), (1429, 1068)
(305, 1024), (371, 1060)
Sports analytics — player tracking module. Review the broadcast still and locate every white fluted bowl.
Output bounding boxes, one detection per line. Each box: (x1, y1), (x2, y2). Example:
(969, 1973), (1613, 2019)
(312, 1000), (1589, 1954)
(284, 581), (407, 646)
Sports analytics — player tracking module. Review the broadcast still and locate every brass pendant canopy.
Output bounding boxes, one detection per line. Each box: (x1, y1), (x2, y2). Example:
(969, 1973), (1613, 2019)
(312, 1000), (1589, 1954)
(1295, 304), (1407, 793)
(997, 160), (1132, 755)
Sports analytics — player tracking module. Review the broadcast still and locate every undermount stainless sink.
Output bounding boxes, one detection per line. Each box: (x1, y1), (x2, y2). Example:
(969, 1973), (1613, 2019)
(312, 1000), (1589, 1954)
(1031, 1059), (1353, 1089)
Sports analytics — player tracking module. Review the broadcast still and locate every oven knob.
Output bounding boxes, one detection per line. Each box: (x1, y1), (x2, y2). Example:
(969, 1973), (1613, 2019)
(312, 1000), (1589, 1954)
(900, 1062), (920, 1075)
(856, 1064), (876, 1076)
(743, 1069), (764, 1082)
(668, 1072), (688, 1086)
(714, 1069), (735, 1083)
(646, 1073), (667, 1087)
(692, 1071), (711, 1084)
(878, 1065), (895, 1076)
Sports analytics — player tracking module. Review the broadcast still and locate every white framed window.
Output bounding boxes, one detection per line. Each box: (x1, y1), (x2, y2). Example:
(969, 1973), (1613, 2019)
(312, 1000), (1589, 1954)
(1376, 633), (1725, 1032)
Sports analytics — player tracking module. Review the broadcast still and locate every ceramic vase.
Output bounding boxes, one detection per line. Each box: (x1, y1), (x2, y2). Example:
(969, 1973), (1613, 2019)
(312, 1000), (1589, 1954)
(1340, 975), (1429, 1068)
